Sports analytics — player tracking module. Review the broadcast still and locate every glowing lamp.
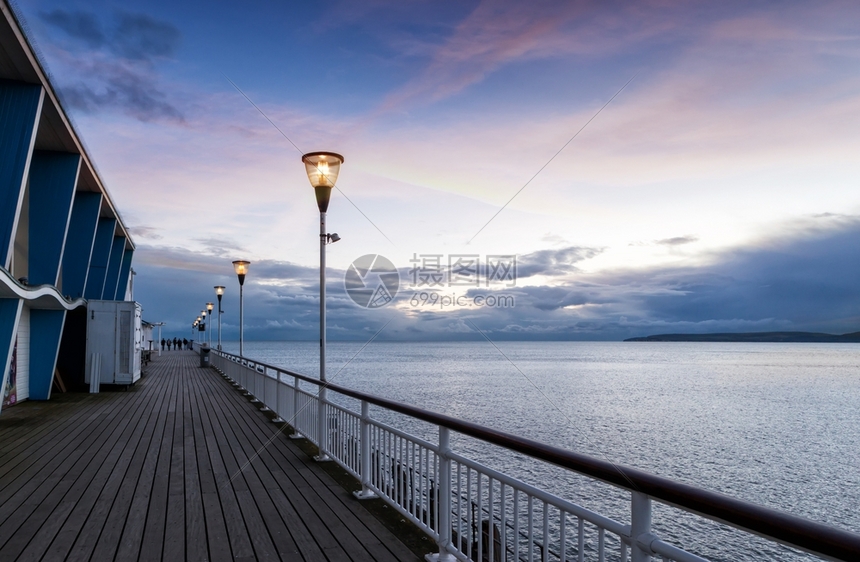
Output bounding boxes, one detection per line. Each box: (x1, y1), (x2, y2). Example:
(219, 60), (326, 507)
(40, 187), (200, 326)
(233, 260), (251, 286)
(302, 151), (344, 212)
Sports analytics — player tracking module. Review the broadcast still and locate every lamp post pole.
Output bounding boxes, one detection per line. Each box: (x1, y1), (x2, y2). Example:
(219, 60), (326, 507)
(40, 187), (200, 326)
(215, 286), (224, 350)
(206, 303), (214, 348)
(155, 322), (164, 357)
(317, 208), (331, 461)
(320, 209), (326, 384)
(302, 151), (344, 463)
(233, 261), (250, 357)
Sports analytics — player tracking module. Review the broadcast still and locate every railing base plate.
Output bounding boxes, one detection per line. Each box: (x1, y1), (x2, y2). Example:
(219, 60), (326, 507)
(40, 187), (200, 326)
(425, 553), (457, 562)
(352, 489), (377, 500)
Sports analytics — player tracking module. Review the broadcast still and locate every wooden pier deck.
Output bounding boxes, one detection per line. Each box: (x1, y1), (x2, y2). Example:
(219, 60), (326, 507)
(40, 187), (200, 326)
(0, 351), (421, 561)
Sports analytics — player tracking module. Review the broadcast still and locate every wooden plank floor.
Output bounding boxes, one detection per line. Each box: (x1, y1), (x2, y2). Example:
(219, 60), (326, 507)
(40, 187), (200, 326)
(0, 351), (421, 562)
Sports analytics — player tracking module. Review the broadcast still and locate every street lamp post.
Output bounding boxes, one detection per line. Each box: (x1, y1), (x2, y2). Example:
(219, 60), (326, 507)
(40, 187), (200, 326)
(201, 309), (207, 347)
(214, 286), (224, 350)
(206, 303), (214, 348)
(302, 151), (343, 462)
(155, 322), (164, 357)
(232, 260), (250, 357)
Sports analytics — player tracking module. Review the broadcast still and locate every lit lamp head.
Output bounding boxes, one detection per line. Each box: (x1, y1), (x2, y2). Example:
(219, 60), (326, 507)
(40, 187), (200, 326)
(206, 302), (214, 314)
(215, 285), (225, 303)
(233, 260), (251, 286)
(302, 151), (344, 213)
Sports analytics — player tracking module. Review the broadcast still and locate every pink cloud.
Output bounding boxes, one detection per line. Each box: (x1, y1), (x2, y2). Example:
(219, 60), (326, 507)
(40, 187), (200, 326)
(373, 0), (860, 117)
(377, 0), (685, 111)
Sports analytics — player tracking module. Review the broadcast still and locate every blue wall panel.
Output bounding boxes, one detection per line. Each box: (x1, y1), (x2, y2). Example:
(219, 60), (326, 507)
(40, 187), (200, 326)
(62, 192), (102, 299)
(114, 249), (134, 300)
(28, 309), (65, 400)
(0, 81), (43, 268)
(84, 218), (116, 300)
(102, 237), (126, 300)
(28, 151), (81, 286)
(0, 298), (23, 415)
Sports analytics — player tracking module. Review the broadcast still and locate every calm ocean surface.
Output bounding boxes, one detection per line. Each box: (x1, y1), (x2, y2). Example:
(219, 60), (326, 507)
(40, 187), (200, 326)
(219, 340), (860, 561)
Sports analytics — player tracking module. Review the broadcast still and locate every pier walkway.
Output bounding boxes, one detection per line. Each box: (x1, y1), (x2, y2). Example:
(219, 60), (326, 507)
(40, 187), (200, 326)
(0, 351), (420, 561)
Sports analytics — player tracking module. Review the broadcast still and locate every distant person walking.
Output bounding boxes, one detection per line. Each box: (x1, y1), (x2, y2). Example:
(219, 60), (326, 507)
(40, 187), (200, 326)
(161, 338), (165, 351)
(183, 338), (188, 350)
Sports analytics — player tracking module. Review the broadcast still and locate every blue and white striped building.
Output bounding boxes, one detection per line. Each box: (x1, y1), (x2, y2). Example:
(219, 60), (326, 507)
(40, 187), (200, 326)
(1, 1), (135, 412)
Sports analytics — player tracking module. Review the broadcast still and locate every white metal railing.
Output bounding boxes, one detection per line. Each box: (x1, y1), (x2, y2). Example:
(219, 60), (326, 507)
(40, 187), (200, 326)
(209, 350), (860, 562)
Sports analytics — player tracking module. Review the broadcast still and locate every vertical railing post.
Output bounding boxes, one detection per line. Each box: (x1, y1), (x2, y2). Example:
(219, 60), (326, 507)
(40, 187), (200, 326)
(427, 427), (456, 561)
(354, 400), (378, 500)
(259, 367), (271, 411)
(315, 384), (331, 461)
(272, 370), (284, 423)
(631, 491), (655, 562)
(241, 360), (250, 395)
(252, 365), (259, 399)
(290, 375), (303, 440)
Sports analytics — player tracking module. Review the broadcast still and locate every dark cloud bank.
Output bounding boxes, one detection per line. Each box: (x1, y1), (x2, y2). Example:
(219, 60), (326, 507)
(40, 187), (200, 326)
(133, 219), (860, 341)
(40, 9), (183, 122)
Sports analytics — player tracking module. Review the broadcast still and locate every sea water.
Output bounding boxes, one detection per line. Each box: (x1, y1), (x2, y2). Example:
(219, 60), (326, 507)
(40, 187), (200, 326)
(219, 340), (860, 561)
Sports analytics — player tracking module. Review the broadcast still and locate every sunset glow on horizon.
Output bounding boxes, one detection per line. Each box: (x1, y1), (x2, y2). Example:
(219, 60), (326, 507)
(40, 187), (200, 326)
(16, 0), (860, 339)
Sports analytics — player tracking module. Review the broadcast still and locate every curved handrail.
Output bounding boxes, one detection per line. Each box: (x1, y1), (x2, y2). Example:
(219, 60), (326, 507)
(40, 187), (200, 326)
(215, 349), (860, 560)
(0, 266), (86, 310)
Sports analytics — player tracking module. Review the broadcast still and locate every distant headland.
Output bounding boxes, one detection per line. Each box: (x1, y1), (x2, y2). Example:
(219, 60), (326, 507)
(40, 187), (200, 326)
(624, 331), (860, 342)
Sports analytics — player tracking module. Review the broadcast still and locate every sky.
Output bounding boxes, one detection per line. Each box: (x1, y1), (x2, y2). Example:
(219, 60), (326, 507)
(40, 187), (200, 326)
(13, 0), (860, 342)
